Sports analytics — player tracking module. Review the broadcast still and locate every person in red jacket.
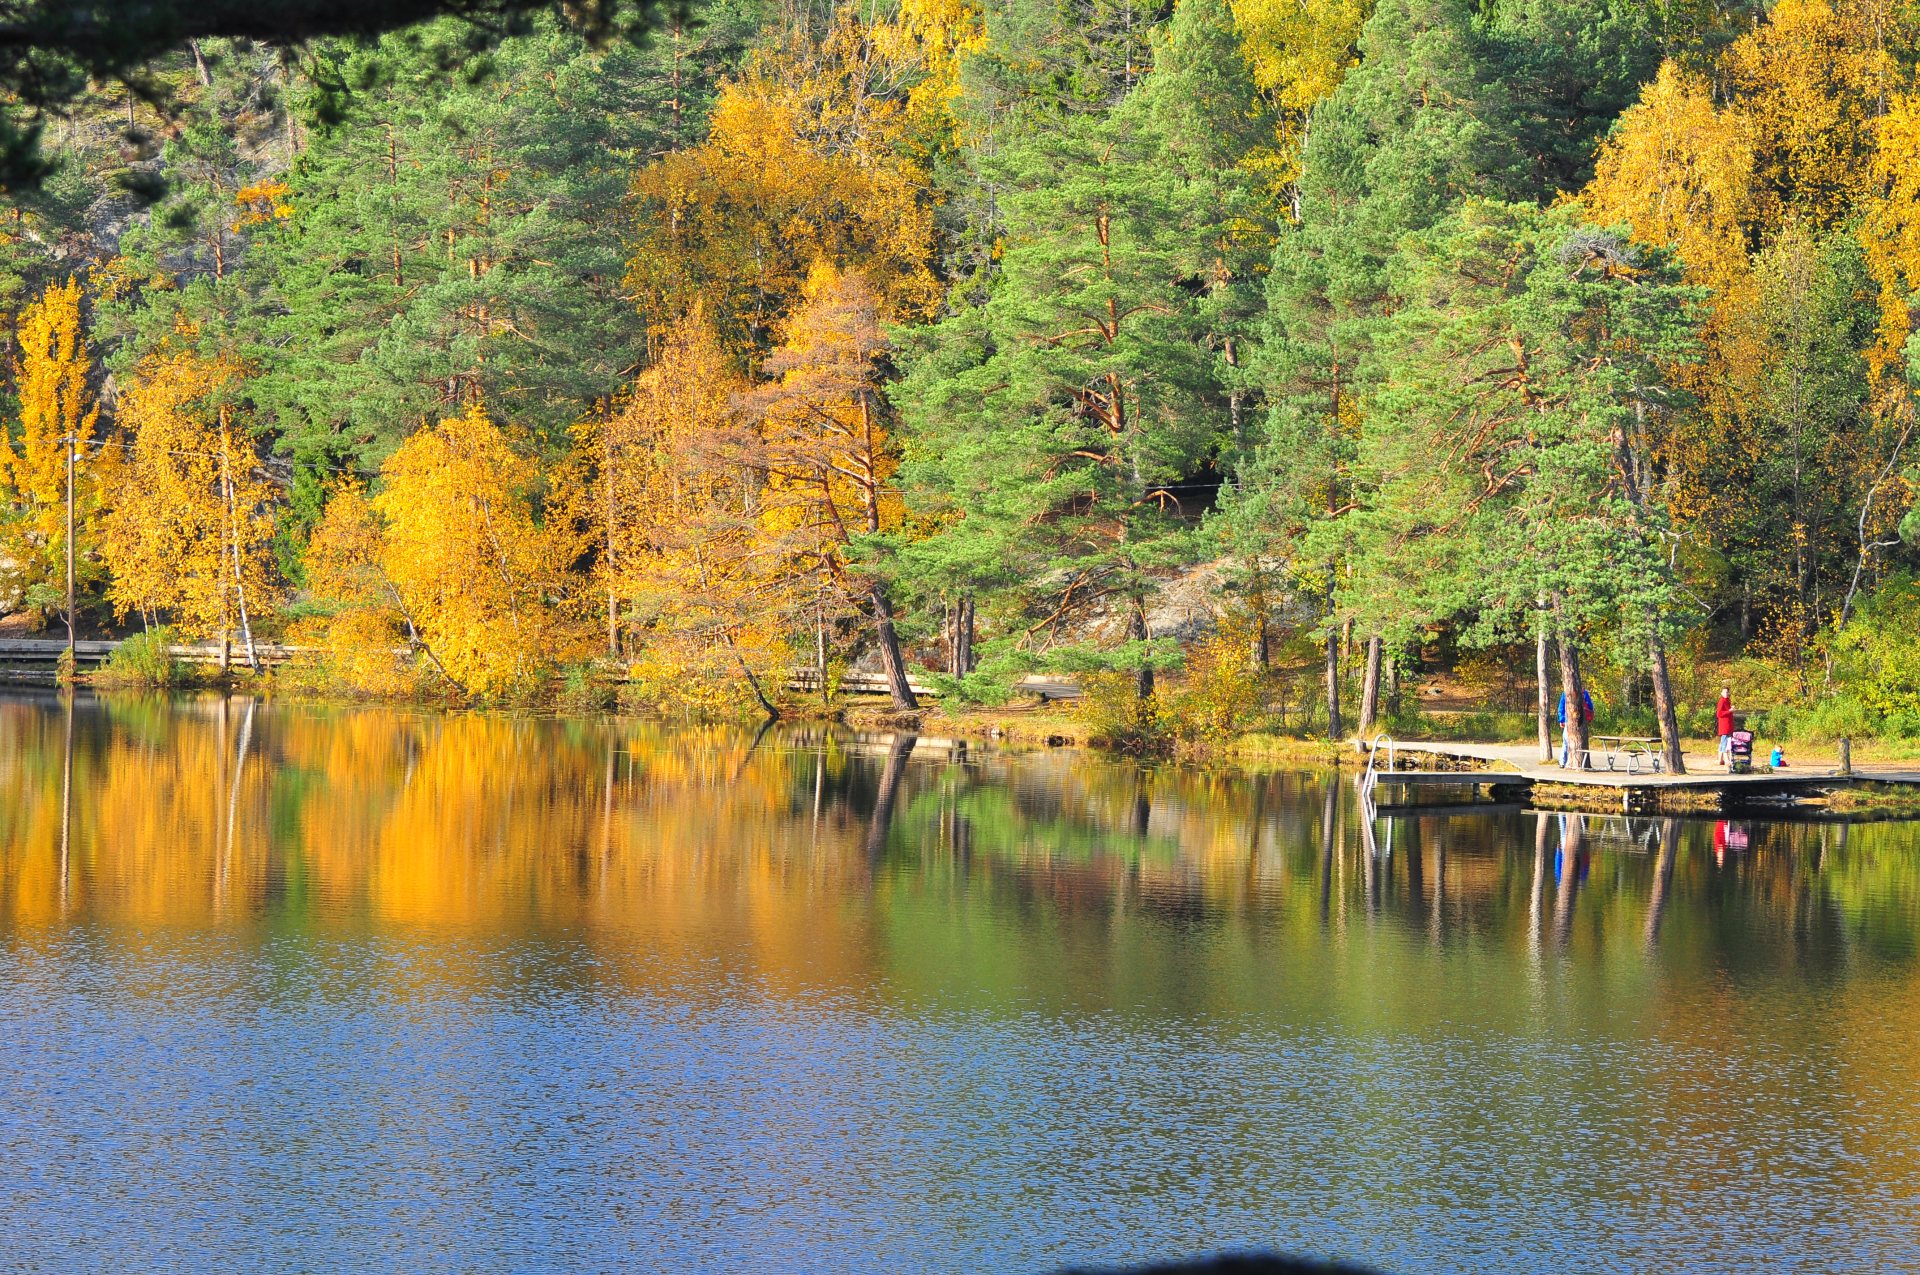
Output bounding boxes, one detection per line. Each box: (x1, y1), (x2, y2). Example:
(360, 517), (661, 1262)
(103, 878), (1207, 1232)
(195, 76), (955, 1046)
(1715, 687), (1736, 769)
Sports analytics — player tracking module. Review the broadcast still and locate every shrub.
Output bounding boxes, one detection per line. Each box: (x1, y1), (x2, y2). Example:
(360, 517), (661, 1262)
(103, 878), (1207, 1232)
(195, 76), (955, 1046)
(1074, 671), (1173, 754)
(1830, 575), (1920, 729)
(101, 627), (180, 688)
(1165, 619), (1266, 745)
(283, 612), (431, 700)
(556, 659), (619, 714)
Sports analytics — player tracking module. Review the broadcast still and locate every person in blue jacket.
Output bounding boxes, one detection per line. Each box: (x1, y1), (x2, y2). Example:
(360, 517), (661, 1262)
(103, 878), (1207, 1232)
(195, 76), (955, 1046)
(1558, 688), (1595, 768)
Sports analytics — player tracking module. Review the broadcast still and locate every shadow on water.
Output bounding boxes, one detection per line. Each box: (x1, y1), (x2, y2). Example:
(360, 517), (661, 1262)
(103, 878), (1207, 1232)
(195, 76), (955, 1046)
(4, 693), (1920, 1271)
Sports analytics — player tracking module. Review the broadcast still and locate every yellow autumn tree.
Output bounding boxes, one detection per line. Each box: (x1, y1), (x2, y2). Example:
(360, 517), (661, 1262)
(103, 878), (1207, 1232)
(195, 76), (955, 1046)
(369, 402), (584, 699)
(1583, 0), (1920, 674)
(99, 345), (278, 656)
(868, 0), (987, 145)
(627, 5), (942, 348)
(1228, 0), (1368, 198)
(1585, 62), (1757, 301)
(1584, 60), (1767, 537)
(3, 278), (100, 620)
(1722, 0), (1899, 232)
(1858, 91), (1920, 375)
(299, 481), (425, 697)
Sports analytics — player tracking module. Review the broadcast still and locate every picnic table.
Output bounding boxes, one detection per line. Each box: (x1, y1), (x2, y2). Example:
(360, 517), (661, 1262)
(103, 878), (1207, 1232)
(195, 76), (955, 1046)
(1576, 736), (1665, 774)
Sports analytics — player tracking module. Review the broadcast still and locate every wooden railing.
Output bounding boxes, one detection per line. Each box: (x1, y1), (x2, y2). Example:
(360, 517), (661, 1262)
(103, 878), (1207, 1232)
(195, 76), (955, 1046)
(0, 636), (1085, 699)
(786, 669), (1082, 700)
(0, 637), (303, 665)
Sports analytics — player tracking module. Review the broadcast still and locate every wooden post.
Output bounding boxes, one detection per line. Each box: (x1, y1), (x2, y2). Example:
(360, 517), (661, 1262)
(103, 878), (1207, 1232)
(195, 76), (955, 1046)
(1839, 737), (1852, 776)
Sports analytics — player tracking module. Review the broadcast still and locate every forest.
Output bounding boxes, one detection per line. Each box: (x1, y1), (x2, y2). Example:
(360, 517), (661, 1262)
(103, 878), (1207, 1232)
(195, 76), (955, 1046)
(3, 0), (1920, 755)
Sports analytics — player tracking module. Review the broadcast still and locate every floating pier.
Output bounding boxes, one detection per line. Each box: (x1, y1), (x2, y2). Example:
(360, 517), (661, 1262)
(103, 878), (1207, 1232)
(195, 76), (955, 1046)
(1362, 739), (1888, 814)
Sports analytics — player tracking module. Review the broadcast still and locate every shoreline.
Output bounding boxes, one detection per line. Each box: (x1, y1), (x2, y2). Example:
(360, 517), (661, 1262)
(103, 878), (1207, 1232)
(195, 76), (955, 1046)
(8, 666), (1918, 775)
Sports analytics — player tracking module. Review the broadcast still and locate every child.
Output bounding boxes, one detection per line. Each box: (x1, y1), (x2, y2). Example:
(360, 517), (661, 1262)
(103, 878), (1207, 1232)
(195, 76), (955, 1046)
(1769, 744), (1786, 769)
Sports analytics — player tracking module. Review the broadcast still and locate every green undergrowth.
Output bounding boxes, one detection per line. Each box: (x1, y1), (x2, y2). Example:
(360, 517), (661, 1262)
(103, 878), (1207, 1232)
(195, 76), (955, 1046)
(94, 628), (183, 688)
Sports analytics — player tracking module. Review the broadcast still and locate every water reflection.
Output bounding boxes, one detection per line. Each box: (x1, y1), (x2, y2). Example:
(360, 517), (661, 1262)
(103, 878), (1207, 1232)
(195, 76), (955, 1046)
(3, 693), (1920, 1272)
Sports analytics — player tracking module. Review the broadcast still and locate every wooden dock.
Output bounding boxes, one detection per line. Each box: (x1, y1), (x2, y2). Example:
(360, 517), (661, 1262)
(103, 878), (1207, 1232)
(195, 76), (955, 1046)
(1363, 738), (1866, 814)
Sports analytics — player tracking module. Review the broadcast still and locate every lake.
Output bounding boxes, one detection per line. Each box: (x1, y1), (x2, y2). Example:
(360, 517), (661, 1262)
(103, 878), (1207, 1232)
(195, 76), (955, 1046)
(2, 692), (1917, 1273)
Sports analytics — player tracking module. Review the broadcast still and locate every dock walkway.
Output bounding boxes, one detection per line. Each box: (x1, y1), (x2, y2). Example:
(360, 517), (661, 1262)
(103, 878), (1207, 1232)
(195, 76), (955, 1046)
(1365, 738), (1868, 813)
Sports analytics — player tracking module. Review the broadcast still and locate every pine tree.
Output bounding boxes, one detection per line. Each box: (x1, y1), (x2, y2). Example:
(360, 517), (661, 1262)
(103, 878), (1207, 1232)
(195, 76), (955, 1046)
(1352, 203), (1702, 765)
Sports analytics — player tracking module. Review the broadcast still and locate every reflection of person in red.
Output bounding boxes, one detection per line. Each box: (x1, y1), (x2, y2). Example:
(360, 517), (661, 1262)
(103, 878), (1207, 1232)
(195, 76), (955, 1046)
(1713, 820), (1750, 864)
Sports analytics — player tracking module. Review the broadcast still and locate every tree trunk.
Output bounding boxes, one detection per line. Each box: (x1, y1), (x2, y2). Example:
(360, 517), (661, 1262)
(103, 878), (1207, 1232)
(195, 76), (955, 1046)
(870, 583), (919, 711)
(723, 630), (780, 722)
(1356, 635), (1383, 742)
(1324, 628), (1342, 741)
(64, 426), (74, 663)
(606, 588), (618, 660)
(957, 594), (974, 675)
(1536, 623), (1553, 762)
(1556, 632), (1590, 770)
(816, 606), (829, 708)
(219, 431), (258, 673)
(1648, 632), (1686, 775)
(1130, 598), (1154, 700)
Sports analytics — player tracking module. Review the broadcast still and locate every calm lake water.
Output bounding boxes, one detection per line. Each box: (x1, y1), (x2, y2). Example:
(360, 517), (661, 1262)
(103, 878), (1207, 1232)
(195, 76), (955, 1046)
(2, 692), (1919, 1273)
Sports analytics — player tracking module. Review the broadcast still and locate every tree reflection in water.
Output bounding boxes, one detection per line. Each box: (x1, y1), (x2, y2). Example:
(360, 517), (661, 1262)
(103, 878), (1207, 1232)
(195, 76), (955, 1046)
(3, 693), (1920, 1271)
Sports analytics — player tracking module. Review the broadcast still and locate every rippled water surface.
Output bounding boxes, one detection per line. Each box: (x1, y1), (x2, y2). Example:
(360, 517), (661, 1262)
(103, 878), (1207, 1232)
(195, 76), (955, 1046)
(3, 692), (1920, 1272)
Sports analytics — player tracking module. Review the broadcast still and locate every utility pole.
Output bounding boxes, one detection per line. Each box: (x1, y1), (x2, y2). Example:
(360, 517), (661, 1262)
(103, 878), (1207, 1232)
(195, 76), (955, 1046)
(64, 431), (74, 664)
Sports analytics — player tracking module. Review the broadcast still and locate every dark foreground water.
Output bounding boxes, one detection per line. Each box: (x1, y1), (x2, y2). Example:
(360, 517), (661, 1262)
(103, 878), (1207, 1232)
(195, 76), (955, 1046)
(2, 693), (1918, 1273)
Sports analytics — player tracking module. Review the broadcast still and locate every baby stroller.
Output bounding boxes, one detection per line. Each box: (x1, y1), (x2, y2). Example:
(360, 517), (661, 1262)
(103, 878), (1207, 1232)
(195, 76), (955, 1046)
(1728, 729), (1755, 774)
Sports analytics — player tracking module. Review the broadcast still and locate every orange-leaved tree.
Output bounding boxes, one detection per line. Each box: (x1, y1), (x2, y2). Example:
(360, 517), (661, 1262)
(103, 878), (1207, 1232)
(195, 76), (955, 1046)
(3, 277), (100, 622)
(742, 264), (918, 711)
(561, 310), (793, 716)
(1583, 0), (1920, 674)
(99, 344), (278, 658)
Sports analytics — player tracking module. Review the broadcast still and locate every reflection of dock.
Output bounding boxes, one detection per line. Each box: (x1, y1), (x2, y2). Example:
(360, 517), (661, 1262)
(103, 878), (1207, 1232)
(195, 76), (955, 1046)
(1362, 738), (1866, 814)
